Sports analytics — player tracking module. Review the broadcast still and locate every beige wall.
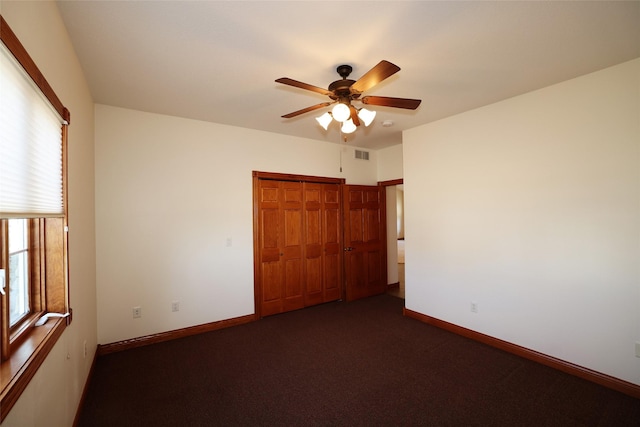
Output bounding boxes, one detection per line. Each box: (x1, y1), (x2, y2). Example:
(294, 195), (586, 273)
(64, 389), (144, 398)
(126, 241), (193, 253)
(1, 1), (97, 426)
(94, 105), (378, 344)
(404, 58), (640, 385)
(376, 144), (403, 182)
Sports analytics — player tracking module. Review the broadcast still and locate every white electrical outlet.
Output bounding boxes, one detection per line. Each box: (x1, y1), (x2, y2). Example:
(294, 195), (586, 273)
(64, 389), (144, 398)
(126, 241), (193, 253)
(471, 302), (478, 313)
(172, 301), (180, 312)
(226, 237), (232, 247)
(133, 306), (142, 318)
(635, 342), (640, 358)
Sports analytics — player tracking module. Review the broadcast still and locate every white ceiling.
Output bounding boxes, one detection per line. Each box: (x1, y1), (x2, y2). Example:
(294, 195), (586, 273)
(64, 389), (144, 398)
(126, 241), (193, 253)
(57, 1), (640, 150)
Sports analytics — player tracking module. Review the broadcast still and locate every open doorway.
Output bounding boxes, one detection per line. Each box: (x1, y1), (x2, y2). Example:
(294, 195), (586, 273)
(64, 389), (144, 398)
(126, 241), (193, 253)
(382, 181), (405, 299)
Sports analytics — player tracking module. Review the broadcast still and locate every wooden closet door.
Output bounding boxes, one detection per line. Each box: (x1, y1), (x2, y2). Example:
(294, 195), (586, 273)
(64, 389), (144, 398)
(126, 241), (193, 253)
(322, 184), (342, 302)
(303, 183), (342, 307)
(258, 180), (304, 316)
(303, 183), (324, 306)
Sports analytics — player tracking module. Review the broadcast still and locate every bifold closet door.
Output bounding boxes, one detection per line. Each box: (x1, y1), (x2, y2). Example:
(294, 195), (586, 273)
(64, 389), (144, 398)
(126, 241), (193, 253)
(303, 183), (342, 307)
(258, 180), (304, 316)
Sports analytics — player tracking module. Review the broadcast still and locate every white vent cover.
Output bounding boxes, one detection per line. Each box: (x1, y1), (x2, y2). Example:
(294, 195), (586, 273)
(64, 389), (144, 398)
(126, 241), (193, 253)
(354, 149), (370, 160)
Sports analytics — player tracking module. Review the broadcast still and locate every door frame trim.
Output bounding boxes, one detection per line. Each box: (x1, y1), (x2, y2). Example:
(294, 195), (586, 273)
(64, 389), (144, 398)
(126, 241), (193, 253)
(253, 171), (345, 184)
(379, 178), (403, 187)
(378, 179), (403, 290)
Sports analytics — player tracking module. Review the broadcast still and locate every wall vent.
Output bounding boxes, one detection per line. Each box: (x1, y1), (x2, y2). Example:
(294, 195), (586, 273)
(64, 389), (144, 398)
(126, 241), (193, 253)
(354, 149), (370, 160)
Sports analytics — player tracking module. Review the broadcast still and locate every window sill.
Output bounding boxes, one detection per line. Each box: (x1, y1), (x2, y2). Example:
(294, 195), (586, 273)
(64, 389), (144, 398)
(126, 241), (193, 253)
(0, 317), (67, 422)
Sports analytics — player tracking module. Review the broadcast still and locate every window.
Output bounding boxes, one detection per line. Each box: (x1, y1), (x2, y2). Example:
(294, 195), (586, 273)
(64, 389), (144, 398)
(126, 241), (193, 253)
(0, 15), (71, 422)
(8, 219), (30, 326)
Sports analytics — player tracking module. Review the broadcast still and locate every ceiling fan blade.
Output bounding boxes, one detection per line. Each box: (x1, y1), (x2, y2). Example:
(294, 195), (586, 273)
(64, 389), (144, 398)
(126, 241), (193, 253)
(350, 60), (401, 94)
(276, 78), (332, 96)
(361, 96), (421, 110)
(349, 105), (361, 126)
(281, 102), (333, 118)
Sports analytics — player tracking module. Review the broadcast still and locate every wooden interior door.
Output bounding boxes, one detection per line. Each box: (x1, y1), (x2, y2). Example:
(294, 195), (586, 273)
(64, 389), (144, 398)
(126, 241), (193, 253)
(343, 185), (386, 301)
(303, 183), (342, 307)
(257, 180), (304, 316)
(321, 184), (342, 302)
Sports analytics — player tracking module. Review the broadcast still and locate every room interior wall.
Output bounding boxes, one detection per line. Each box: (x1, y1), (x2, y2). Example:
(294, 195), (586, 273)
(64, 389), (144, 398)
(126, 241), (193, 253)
(0, 1), (97, 426)
(403, 58), (640, 386)
(376, 143), (403, 182)
(94, 105), (378, 345)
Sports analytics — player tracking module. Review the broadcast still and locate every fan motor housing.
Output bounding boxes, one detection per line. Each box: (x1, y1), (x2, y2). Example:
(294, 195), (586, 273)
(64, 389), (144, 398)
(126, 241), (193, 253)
(328, 79), (356, 99)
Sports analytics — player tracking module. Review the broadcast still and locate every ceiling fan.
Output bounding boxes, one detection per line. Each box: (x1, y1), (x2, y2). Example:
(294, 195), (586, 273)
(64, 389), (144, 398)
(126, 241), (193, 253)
(276, 60), (421, 133)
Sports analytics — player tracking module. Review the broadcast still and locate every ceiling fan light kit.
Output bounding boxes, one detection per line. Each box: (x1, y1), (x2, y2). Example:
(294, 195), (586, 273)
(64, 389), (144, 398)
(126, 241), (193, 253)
(315, 107), (377, 133)
(276, 60), (421, 136)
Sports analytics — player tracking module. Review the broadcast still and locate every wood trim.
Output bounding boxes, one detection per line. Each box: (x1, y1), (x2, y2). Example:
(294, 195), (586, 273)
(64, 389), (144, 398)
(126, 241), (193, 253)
(0, 15), (70, 123)
(379, 185), (388, 295)
(403, 308), (640, 400)
(0, 221), (8, 361)
(72, 348), (98, 427)
(97, 314), (256, 356)
(386, 282), (400, 290)
(253, 171), (345, 185)
(378, 178), (403, 187)
(0, 318), (67, 422)
(252, 175), (262, 319)
(62, 124), (71, 324)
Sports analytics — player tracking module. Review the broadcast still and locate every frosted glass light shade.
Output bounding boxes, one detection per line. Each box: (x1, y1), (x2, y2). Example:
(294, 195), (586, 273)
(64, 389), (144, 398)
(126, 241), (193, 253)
(315, 112), (332, 130)
(358, 108), (376, 127)
(332, 103), (351, 122)
(341, 118), (356, 134)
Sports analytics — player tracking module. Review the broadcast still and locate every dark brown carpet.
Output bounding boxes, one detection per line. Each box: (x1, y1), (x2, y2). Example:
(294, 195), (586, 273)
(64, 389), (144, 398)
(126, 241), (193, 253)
(77, 294), (640, 426)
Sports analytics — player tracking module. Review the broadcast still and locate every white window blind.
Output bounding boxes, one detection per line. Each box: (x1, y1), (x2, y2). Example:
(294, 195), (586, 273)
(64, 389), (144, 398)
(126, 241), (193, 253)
(0, 41), (64, 218)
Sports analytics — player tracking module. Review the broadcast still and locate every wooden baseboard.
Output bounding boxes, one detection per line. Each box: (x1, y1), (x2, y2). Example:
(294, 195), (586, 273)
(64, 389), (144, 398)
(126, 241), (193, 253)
(386, 282), (400, 290)
(72, 349), (98, 427)
(403, 307), (640, 400)
(97, 313), (257, 356)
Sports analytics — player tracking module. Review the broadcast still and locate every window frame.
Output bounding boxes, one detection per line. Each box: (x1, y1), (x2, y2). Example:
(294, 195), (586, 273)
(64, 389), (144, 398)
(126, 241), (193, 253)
(7, 218), (32, 328)
(0, 15), (72, 422)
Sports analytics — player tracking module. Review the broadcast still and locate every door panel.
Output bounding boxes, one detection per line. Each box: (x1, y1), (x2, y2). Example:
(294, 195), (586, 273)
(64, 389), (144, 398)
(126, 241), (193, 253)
(262, 262), (281, 300)
(305, 257), (322, 299)
(258, 180), (304, 316)
(283, 257), (303, 311)
(281, 182), (304, 312)
(303, 182), (342, 306)
(366, 209), (380, 241)
(304, 183), (323, 306)
(343, 185), (386, 301)
(349, 210), (364, 242)
(323, 185), (342, 301)
(258, 181), (282, 315)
